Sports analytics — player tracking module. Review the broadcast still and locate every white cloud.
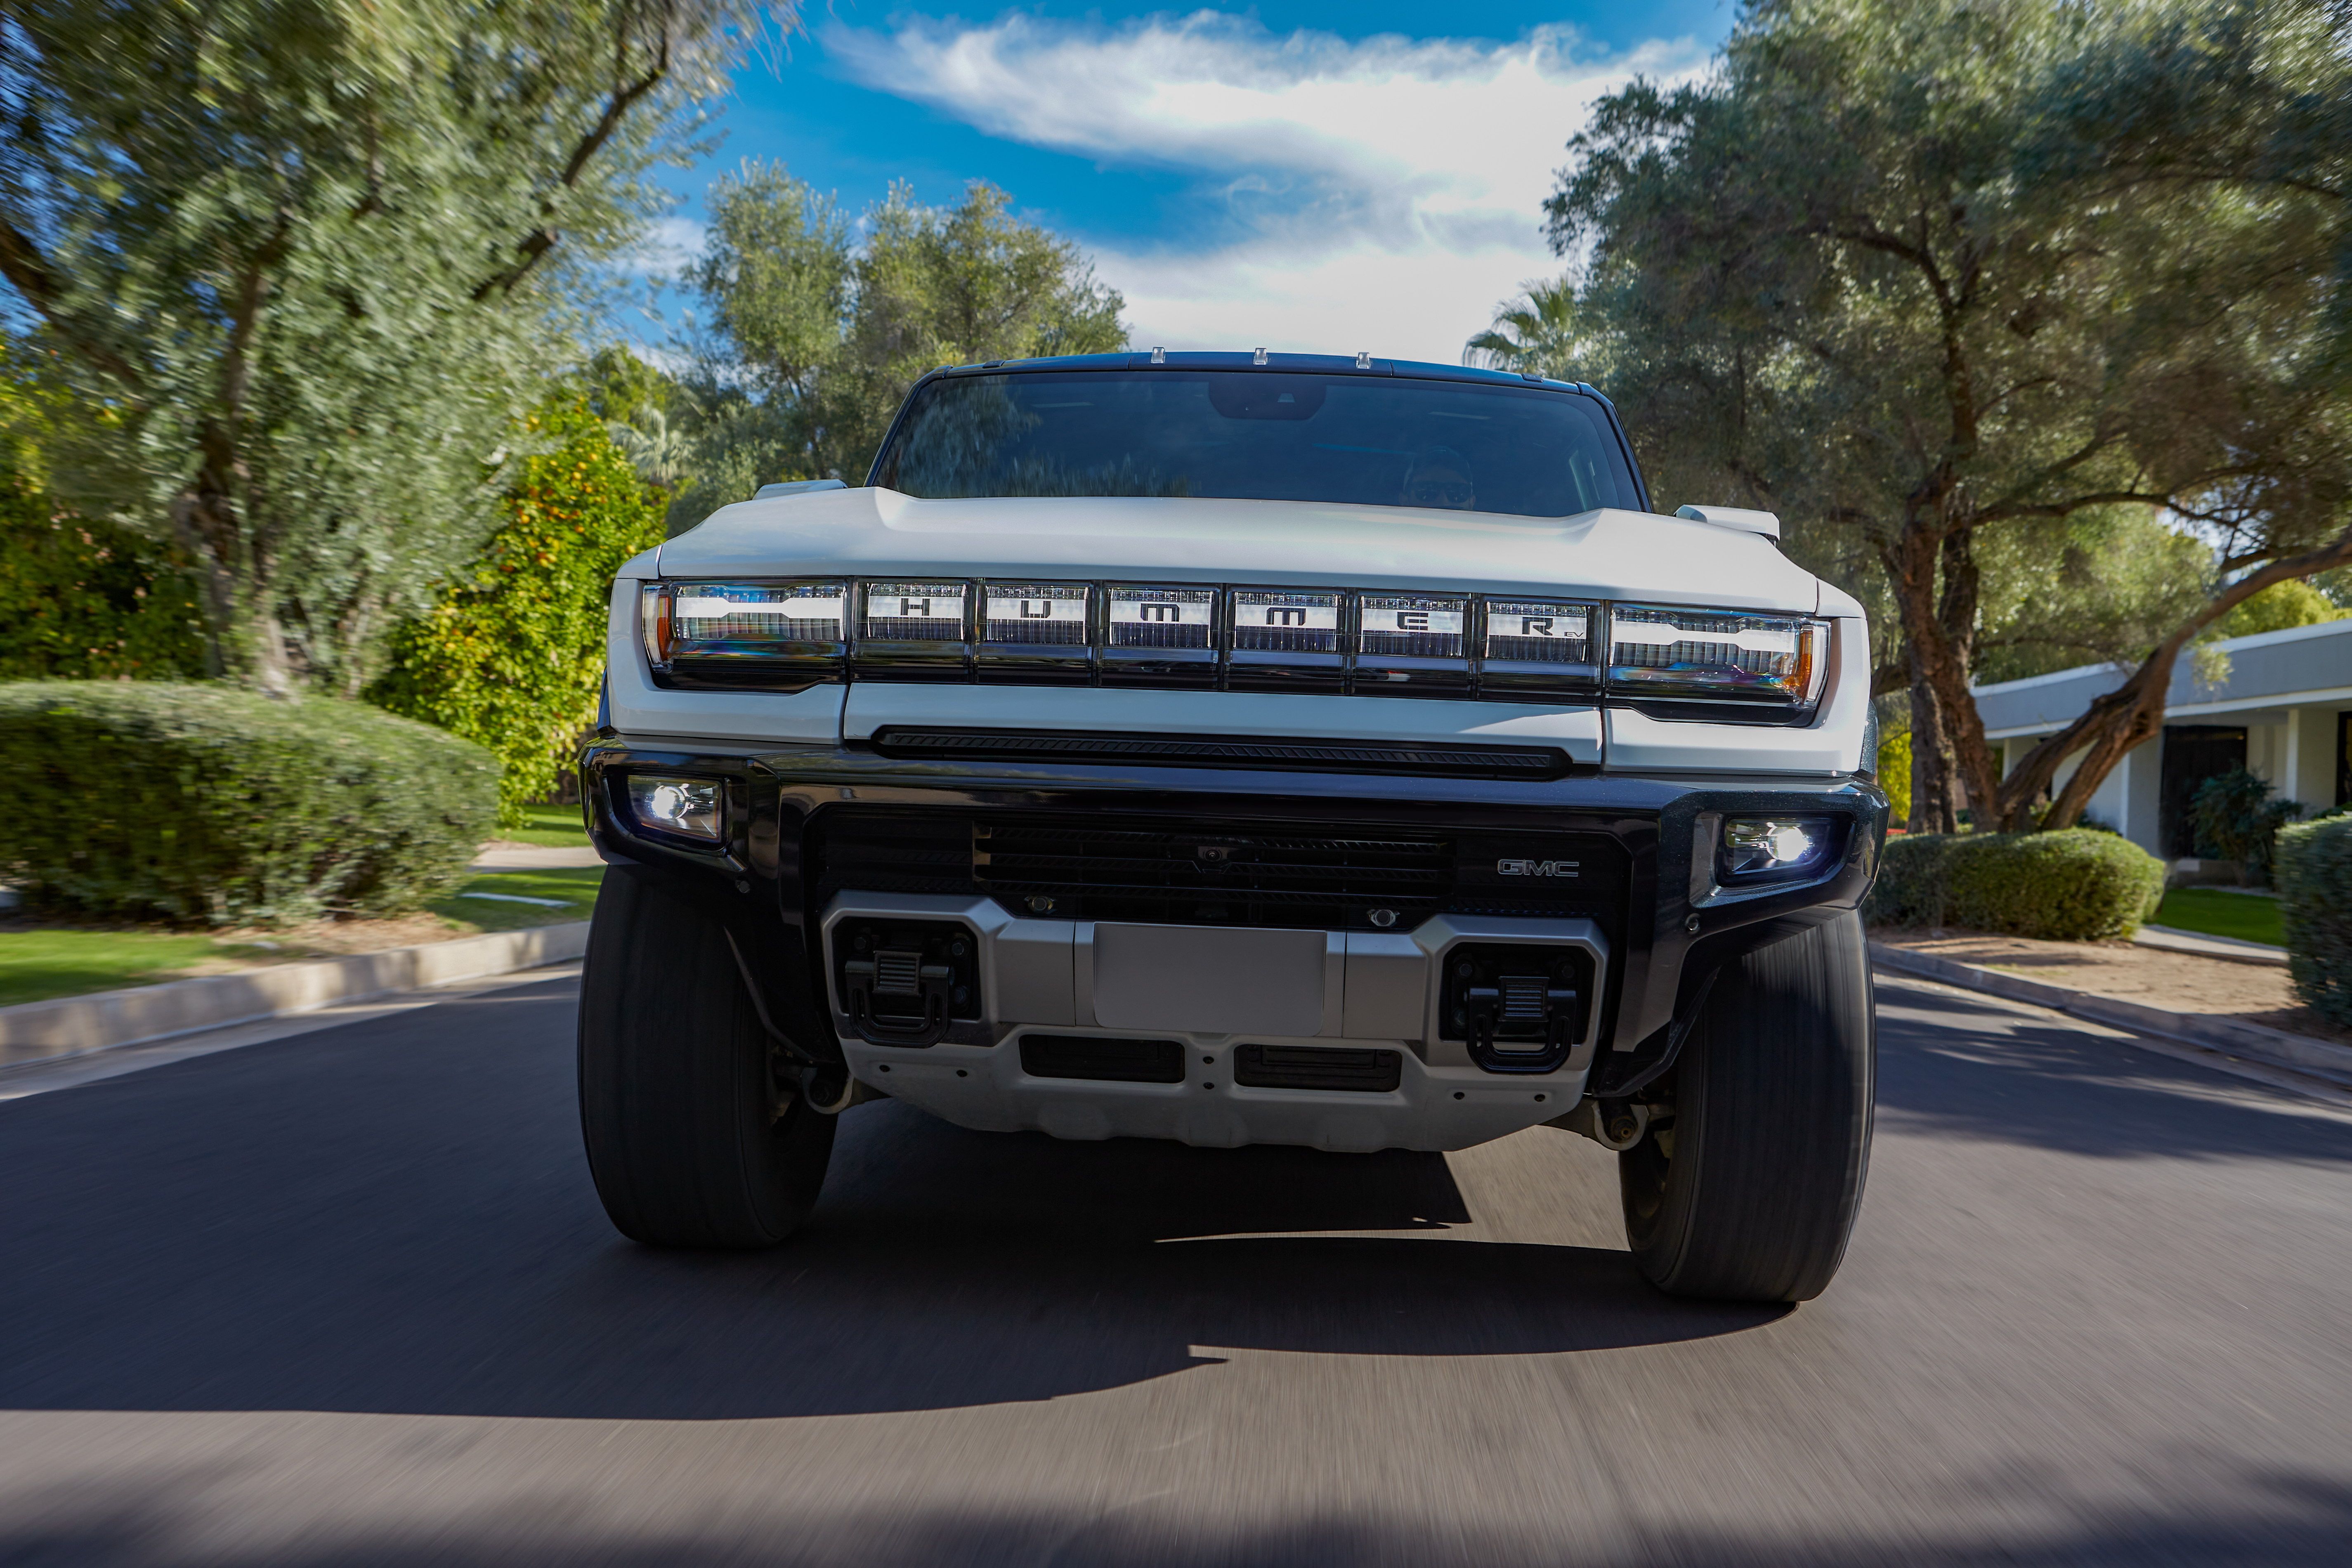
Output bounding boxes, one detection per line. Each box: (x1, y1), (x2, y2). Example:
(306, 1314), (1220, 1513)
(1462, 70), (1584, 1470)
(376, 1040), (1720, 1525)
(825, 14), (1709, 362)
(618, 215), (707, 280)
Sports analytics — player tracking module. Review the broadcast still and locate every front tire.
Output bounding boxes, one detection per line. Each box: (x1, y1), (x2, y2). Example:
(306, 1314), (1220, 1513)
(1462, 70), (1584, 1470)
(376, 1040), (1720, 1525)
(578, 866), (836, 1248)
(1619, 910), (1875, 1302)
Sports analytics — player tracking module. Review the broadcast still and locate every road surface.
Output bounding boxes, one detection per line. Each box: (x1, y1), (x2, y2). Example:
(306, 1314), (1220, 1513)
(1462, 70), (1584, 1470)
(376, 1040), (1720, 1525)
(2, 970), (2349, 1565)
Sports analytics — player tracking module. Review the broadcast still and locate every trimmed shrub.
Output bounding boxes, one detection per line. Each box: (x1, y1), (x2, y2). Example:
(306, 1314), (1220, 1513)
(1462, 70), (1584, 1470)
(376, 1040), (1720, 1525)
(0, 681), (496, 925)
(2276, 816), (2352, 1029)
(371, 401), (665, 827)
(2189, 767), (2302, 885)
(1866, 829), (2165, 941)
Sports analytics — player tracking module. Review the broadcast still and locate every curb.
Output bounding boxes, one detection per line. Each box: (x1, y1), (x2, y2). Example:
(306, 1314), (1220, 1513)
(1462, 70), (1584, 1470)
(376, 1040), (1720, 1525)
(0, 921), (592, 1072)
(1869, 942), (2352, 1089)
(2132, 924), (2288, 968)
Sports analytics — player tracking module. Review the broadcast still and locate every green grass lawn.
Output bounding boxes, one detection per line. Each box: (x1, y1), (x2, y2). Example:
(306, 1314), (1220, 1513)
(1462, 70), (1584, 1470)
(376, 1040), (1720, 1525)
(427, 867), (605, 931)
(497, 802), (592, 847)
(0, 868), (603, 1008)
(2151, 887), (2285, 948)
(0, 928), (286, 1008)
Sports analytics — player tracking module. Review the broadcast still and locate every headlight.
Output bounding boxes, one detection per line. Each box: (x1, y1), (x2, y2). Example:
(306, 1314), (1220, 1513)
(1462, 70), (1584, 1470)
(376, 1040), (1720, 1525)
(1719, 816), (1836, 881)
(641, 581), (846, 689)
(1608, 606), (1830, 716)
(626, 775), (723, 842)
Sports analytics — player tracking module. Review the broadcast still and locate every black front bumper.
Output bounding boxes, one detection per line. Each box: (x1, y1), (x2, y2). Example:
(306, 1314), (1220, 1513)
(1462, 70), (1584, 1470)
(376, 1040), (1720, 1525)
(579, 739), (1887, 1077)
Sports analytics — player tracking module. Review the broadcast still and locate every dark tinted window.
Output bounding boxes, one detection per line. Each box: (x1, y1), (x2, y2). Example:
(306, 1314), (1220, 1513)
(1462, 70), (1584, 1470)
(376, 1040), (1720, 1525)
(870, 371), (1640, 518)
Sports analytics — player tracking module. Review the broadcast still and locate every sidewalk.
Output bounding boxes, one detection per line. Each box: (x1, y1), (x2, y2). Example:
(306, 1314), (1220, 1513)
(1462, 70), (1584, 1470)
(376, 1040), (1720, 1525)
(1871, 933), (2352, 1092)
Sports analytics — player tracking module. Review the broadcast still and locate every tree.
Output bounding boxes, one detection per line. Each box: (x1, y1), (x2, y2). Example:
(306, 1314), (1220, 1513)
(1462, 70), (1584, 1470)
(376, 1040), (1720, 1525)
(1539, 0), (2352, 832)
(370, 401), (665, 824)
(670, 166), (1127, 522)
(0, 0), (783, 692)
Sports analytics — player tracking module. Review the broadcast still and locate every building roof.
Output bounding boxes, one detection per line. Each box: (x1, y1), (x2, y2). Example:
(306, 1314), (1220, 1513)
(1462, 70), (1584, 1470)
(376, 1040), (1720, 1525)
(1973, 616), (2352, 737)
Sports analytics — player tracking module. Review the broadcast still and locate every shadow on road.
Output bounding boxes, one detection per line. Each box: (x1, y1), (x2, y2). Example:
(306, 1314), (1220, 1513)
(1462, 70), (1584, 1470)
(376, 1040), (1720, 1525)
(1873, 978), (2352, 1165)
(0, 983), (1775, 1421)
(4, 1466), (2349, 1567)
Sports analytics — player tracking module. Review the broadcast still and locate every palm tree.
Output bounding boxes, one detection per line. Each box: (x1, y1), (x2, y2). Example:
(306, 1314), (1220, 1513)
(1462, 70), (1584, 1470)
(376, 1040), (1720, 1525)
(607, 408), (692, 493)
(1464, 279), (1578, 377)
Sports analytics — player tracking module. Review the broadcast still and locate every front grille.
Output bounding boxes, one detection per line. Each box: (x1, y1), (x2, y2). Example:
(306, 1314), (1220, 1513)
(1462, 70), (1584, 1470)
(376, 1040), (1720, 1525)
(978, 820), (1450, 929)
(1233, 1044), (1403, 1092)
(810, 808), (1626, 933)
(1020, 1034), (1186, 1083)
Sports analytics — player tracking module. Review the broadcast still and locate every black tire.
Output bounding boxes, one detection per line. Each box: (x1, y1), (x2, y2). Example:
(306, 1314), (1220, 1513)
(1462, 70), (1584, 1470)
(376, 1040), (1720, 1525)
(1619, 909), (1875, 1302)
(578, 866), (836, 1248)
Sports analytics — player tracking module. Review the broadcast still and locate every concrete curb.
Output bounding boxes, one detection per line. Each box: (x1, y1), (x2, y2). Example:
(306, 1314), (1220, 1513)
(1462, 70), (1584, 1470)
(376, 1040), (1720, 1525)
(2132, 924), (2289, 967)
(0, 922), (591, 1072)
(1869, 942), (2352, 1089)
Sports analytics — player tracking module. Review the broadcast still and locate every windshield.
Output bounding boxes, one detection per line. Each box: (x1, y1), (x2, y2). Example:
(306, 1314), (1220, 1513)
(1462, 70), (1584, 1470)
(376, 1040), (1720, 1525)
(869, 370), (1641, 519)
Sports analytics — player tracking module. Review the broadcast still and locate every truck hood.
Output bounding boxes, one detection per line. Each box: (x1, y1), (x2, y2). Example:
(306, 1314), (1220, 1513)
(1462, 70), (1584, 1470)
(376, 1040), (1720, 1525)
(641, 488), (1827, 614)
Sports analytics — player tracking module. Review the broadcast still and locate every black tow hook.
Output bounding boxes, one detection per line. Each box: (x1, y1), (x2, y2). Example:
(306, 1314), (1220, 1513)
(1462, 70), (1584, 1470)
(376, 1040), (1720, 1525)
(843, 949), (956, 1047)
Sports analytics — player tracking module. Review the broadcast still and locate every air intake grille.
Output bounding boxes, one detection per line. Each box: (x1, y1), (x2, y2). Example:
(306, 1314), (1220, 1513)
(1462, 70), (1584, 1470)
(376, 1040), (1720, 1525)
(977, 820), (1451, 929)
(1233, 1044), (1403, 1093)
(808, 809), (1626, 933)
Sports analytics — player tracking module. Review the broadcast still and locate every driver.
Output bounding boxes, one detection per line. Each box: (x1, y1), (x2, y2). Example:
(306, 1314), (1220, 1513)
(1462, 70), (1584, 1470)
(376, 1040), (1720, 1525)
(1399, 445), (1476, 510)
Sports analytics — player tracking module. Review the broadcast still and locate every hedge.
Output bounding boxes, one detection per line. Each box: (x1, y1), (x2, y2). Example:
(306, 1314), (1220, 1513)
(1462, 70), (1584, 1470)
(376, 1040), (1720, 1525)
(0, 681), (497, 926)
(2276, 816), (2352, 1029)
(1866, 828), (2165, 941)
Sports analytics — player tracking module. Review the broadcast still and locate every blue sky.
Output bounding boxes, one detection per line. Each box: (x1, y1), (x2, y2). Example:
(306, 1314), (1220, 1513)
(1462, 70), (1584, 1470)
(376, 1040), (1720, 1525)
(629, 2), (1736, 363)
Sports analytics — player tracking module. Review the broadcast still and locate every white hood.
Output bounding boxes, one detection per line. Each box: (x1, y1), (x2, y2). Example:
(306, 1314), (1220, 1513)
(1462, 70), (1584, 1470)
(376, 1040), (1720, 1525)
(638, 488), (1827, 615)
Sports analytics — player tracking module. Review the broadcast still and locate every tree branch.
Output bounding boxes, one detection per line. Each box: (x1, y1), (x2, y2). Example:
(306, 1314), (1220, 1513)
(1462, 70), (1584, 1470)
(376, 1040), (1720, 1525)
(472, 23), (674, 301)
(0, 217), (148, 390)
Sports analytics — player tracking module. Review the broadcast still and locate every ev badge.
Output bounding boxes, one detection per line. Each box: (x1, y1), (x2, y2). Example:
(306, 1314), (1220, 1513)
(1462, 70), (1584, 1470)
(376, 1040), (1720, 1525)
(1497, 858), (1580, 878)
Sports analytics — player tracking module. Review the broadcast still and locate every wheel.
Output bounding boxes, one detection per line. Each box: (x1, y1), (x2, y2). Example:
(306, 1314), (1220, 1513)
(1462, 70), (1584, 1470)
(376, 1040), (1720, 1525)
(1619, 909), (1875, 1302)
(578, 866), (836, 1248)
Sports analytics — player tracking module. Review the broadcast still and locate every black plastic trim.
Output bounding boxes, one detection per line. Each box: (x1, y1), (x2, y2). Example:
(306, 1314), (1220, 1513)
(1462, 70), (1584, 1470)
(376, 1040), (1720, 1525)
(866, 726), (1574, 779)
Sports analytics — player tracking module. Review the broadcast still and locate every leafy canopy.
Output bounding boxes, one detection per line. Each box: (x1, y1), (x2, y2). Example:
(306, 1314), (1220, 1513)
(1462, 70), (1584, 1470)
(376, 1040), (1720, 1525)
(0, 0), (780, 690)
(371, 401), (665, 826)
(657, 166), (1127, 526)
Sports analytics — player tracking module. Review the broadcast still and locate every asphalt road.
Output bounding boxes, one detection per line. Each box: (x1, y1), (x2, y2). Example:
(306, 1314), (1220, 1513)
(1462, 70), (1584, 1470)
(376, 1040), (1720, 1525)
(3, 972), (2350, 1566)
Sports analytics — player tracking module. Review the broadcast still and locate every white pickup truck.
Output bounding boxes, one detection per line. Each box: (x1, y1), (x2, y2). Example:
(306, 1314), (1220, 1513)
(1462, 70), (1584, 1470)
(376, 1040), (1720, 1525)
(576, 351), (1884, 1302)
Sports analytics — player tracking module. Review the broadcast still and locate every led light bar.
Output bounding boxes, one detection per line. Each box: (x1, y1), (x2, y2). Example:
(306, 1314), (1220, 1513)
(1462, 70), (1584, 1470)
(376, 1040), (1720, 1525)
(641, 580), (847, 690)
(1481, 598), (1601, 701)
(1230, 588), (1344, 692)
(635, 578), (1832, 720)
(857, 580), (971, 680)
(1103, 584), (1219, 687)
(1355, 593), (1470, 698)
(979, 581), (1094, 685)
(1608, 605), (1830, 713)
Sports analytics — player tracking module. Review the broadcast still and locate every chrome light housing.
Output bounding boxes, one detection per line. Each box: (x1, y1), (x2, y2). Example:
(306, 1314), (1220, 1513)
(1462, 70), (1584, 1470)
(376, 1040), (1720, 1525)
(641, 581), (847, 690)
(1607, 605), (1830, 718)
(626, 775), (724, 842)
(1718, 815), (1837, 883)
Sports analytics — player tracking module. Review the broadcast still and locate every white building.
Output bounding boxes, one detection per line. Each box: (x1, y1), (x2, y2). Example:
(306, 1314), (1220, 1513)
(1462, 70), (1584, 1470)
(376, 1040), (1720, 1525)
(1972, 617), (2352, 860)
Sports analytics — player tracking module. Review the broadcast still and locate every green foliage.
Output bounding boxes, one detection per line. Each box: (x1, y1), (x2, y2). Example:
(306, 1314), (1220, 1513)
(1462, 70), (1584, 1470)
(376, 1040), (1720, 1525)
(2205, 579), (2349, 641)
(671, 166), (1127, 525)
(0, 681), (496, 926)
(371, 404), (664, 825)
(2275, 816), (2352, 1028)
(2189, 767), (2304, 883)
(0, 477), (206, 680)
(1876, 727), (1913, 827)
(1868, 829), (2166, 941)
(0, 1), (779, 690)
(1532, 0), (2352, 832)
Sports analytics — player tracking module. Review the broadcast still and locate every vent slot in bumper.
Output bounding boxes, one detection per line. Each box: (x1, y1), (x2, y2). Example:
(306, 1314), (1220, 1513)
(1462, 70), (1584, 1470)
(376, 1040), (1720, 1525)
(1019, 1034), (1186, 1084)
(1233, 1044), (1403, 1093)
